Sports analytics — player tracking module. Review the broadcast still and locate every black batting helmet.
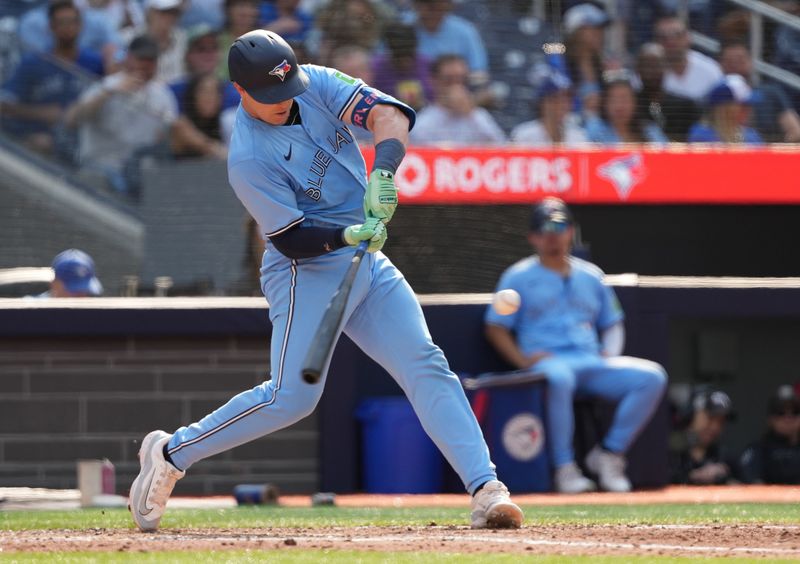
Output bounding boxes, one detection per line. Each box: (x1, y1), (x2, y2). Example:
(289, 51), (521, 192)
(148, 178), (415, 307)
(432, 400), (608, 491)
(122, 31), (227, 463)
(228, 30), (309, 104)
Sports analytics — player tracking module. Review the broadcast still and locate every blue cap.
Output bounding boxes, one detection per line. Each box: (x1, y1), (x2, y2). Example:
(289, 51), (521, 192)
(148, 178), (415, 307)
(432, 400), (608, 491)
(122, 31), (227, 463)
(52, 249), (103, 296)
(707, 74), (758, 107)
(563, 3), (610, 35)
(535, 70), (572, 100)
(530, 197), (574, 232)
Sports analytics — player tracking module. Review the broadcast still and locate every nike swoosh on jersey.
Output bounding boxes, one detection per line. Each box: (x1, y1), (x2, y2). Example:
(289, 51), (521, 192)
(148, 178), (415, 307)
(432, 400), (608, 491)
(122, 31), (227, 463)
(284, 145), (292, 161)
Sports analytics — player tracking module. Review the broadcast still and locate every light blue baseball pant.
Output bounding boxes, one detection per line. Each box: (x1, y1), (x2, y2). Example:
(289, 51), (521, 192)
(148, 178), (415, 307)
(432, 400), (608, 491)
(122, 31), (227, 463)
(534, 352), (667, 468)
(167, 249), (496, 495)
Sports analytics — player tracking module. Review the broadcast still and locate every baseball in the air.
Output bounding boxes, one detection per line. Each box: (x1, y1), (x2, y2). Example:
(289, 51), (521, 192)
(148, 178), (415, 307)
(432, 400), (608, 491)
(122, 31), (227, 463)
(492, 289), (521, 315)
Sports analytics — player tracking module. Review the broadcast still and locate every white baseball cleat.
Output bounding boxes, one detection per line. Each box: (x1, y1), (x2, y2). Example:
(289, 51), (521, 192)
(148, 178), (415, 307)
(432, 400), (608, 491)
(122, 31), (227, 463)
(128, 430), (185, 532)
(554, 462), (597, 494)
(470, 480), (524, 529)
(585, 445), (632, 493)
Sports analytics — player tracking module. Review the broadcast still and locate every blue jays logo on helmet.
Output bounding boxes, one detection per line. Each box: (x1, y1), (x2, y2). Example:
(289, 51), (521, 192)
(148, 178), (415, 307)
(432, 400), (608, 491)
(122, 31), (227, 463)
(269, 59), (292, 82)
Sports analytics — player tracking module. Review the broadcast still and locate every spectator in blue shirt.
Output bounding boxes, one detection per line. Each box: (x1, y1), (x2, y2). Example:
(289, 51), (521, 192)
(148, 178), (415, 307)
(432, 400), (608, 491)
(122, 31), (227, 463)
(1, 0), (103, 155)
(585, 70), (668, 145)
(261, 0), (313, 44)
(413, 0), (488, 81)
(18, 0), (121, 72)
(688, 74), (765, 144)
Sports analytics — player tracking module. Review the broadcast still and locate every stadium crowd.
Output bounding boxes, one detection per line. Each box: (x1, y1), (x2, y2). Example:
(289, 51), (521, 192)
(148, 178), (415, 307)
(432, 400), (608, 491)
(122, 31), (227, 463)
(2, 0), (800, 193)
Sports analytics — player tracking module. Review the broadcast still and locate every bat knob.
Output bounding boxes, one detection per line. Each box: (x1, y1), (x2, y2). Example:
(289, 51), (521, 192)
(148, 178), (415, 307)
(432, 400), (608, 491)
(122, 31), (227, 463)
(302, 370), (320, 384)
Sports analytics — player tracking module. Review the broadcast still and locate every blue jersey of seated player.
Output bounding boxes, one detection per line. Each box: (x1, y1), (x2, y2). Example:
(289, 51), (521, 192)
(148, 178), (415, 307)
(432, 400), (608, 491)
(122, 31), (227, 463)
(485, 256), (624, 355)
(227, 64), (411, 271)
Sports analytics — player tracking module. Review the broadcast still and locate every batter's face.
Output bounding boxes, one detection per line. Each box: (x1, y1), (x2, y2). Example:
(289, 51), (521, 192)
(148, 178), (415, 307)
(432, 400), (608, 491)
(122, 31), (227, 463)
(234, 84), (294, 125)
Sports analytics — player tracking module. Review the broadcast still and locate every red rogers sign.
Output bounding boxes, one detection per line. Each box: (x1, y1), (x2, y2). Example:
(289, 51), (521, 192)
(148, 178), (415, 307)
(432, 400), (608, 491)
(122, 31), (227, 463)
(360, 146), (800, 204)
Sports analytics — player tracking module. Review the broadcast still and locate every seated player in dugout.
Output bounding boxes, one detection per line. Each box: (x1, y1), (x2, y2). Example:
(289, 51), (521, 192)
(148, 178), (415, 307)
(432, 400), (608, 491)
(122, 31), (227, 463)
(670, 389), (735, 485)
(484, 198), (667, 493)
(128, 30), (524, 532)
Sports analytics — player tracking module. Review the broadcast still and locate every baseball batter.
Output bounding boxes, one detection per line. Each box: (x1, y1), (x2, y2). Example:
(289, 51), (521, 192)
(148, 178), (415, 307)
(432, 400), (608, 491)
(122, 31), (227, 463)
(485, 198), (667, 494)
(129, 30), (523, 531)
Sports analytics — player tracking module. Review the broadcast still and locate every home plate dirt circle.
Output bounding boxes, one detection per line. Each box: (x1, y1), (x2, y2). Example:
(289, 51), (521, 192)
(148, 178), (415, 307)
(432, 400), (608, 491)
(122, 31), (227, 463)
(3, 524), (799, 558)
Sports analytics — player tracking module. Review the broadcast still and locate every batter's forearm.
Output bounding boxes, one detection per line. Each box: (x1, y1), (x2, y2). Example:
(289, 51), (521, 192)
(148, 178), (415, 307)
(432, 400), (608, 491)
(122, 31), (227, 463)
(269, 224), (348, 259)
(484, 324), (530, 369)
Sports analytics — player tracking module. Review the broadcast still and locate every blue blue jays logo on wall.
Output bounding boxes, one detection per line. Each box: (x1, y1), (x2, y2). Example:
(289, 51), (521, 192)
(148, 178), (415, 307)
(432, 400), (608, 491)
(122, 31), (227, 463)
(597, 154), (646, 200)
(502, 413), (545, 462)
(269, 59), (292, 82)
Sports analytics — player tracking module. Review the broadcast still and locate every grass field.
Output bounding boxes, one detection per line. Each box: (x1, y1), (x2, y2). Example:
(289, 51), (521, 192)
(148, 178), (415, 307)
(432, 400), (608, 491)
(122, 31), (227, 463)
(2, 502), (800, 530)
(2, 502), (799, 562)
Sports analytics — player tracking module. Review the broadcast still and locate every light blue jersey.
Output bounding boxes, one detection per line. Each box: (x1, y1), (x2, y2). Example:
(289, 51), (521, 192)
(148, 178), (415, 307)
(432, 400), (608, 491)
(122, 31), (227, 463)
(485, 256), (623, 355)
(166, 64), (498, 496)
(486, 255), (665, 468)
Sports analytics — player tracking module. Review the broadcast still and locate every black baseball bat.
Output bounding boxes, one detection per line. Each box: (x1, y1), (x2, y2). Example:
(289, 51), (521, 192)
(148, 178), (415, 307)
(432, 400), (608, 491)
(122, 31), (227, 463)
(301, 240), (369, 384)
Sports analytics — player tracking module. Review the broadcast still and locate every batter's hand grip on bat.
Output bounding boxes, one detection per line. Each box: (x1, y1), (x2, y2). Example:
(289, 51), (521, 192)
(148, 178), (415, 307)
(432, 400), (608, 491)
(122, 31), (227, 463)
(301, 240), (369, 384)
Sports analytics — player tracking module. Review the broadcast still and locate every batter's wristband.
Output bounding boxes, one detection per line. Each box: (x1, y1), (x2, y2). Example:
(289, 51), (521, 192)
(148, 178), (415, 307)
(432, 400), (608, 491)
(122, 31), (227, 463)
(372, 138), (405, 174)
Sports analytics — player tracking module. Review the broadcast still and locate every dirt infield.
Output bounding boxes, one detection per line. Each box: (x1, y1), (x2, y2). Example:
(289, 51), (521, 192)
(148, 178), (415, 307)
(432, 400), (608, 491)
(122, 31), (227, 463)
(3, 524), (800, 558)
(3, 486), (800, 558)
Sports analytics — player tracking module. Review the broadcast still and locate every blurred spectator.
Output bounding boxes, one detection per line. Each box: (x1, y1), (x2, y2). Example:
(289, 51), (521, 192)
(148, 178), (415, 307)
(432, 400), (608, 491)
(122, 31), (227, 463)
(18, 0), (121, 72)
(635, 42), (701, 142)
(586, 70), (668, 144)
(563, 3), (609, 117)
(216, 0), (260, 80)
(44, 248), (103, 297)
(329, 45), (373, 144)
(170, 24), (240, 114)
(670, 389), (734, 485)
(510, 70), (588, 146)
(171, 73), (232, 157)
(371, 22), (433, 111)
(719, 41), (800, 143)
(180, 0), (225, 30)
(0, 0), (104, 155)
(738, 384), (800, 485)
(287, 39), (312, 64)
(453, 0), (555, 132)
(413, 0), (488, 82)
(65, 34), (178, 193)
(687, 74), (764, 144)
(330, 44), (374, 84)
(120, 0), (188, 83)
(314, 0), (385, 66)
(654, 15), (722, 102)
(410, 54), (505, 145)
(484, 198), (666, 493)
(261, 0), (313, 44)
(74, 0), (145, 31)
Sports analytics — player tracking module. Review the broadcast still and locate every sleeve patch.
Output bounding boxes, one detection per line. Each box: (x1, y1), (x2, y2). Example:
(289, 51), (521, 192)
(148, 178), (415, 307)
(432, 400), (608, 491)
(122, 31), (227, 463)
(333, 70), (357, 85)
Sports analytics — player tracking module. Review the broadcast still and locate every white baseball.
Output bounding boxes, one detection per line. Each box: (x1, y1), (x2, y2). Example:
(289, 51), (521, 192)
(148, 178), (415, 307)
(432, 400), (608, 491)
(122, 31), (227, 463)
(492, 288), (521, 315)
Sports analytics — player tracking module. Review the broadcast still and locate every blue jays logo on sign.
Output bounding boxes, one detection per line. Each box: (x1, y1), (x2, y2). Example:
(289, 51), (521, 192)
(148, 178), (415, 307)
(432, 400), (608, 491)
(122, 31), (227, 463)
(597, 154), (646, 200)
(269, 59), (292, 82)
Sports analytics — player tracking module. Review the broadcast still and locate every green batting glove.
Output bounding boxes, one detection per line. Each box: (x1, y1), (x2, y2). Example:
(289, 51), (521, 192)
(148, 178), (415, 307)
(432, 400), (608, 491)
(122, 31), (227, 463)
(343, 217), (388, 253)
(364, 168), (398, 224)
